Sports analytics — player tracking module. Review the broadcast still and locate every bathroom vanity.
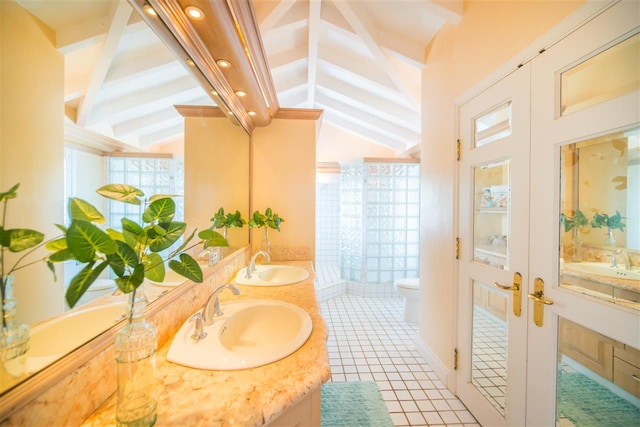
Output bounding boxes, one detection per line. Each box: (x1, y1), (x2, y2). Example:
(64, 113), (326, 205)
(81, 259), (330, 426)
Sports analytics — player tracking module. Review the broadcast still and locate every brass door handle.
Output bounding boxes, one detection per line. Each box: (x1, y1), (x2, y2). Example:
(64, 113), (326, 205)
(529, 278), (553, 326)
(494, 272), (522, 317)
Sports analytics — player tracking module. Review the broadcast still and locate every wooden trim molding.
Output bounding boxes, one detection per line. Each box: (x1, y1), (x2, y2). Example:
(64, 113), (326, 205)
(175, 105), (228, 118)
(273, 108), (324, 120)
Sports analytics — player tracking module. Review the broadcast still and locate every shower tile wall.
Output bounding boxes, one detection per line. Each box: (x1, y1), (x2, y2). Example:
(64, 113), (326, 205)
(340, 162), (420, 296)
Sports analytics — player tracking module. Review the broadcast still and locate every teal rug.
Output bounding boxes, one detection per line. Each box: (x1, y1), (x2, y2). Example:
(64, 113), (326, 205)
(558, 371), (640, 427)
(321, 381), (393, 427)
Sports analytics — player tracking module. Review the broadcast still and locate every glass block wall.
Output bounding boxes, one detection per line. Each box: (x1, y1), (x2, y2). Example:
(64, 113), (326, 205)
(106, 156), (184, 254)
(340, 161), (420, 285)
(316, 174), (341, 267)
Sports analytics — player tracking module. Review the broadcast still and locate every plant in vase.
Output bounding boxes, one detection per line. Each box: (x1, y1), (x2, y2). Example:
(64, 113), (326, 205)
(209, 207), (246, 249)
(46, 184), (226, 426)
(249, 208), (284, 256)
(591, 210), (626, 247)
(0, 184), (54, 388)
(561, 209), (590, 262)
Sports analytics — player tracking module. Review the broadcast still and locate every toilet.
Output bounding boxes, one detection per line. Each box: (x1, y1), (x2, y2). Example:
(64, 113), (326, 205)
(395, 278), (420, 324)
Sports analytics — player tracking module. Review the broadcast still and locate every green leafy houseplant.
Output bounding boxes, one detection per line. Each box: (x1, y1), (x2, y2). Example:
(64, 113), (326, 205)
(590, 210), (626, 232)
(210, 207), (246, 231)
(249, 208), (285, 231)
(0, 184), (51, 328)
(47, 184), (227, 310)
(561, 209), (590, 233)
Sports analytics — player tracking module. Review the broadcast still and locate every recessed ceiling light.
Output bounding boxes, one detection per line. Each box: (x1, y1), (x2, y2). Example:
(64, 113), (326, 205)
(211, 90), (218, 96)
(235, 90), (247, 97)
(216, 59), (231, 68)
(186, 58), (195, 66)
(143, 4), (157, 16)
(248, 111), (257, 116)
(185, 6), (204, 20)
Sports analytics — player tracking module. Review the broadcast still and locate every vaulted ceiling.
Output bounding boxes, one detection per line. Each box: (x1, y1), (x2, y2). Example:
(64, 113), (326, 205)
(16, 0), (461, 154)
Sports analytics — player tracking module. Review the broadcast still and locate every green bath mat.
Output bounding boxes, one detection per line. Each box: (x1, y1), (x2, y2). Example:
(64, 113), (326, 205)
(321, 381), (393, 427)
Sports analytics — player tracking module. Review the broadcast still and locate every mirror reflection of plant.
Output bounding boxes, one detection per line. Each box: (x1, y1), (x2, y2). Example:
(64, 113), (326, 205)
(210, 208), (246, 231)
(46, 184), (227, 312)
(591, 210), (626, 232)
(249, 208), (285, 231)
(561, 209), (590, 233)
(0, 184), (54, 328)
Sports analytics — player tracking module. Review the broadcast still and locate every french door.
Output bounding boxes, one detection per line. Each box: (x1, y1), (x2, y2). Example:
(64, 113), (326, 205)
(457, 1), (640, 425)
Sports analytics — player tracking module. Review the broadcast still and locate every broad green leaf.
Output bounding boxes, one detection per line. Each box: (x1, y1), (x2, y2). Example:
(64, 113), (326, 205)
(168, 253), (203, 283)
(68, 198), (105, 223)
(148, 221), (186, 252)
(67, 220), (117, 262)
(0, 183), (19, 202)
(143, 198), (175, 223)
(0, 226), (9, 247)
(115, 263), (145, 294)
(97, 184), (144, 205)
(54, 223), (68, 233)
(107, 240), (139, 277)
(7, 228), (44, 252)
(144, 253), (165, 282)
(48, 248), (74, 262)
(46, 260), (57, 281)
(106, 228), (124, 242)
(65, 261), (108, 307)
(121, 218), (145, 249)
(45, 237), (67, 251)
(198, 229), (229, 248)
(149, 194), (182, 202)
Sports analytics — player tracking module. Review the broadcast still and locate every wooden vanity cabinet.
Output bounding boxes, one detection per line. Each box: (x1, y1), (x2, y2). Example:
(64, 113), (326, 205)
(559, 319), (640, 398)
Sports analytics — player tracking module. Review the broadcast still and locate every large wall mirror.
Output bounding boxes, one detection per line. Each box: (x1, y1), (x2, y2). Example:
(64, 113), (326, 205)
(559, 125), (640, 309)
(0, 0), (250, 396)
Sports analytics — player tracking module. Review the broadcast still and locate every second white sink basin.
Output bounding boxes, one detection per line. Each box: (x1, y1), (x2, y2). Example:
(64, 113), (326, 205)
(234, 265), (309, 286)
(167, 299), (312, 370)
(564, 262), (640, 280)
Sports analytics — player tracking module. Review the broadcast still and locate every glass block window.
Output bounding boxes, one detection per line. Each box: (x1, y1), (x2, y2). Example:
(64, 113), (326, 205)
(340, 161), (420, 285)
(106, 156), (184, 255)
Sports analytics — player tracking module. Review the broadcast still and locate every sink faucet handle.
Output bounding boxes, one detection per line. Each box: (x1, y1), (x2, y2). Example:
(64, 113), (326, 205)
(202, 283), (242, 325)
(189, 312), (207, 341)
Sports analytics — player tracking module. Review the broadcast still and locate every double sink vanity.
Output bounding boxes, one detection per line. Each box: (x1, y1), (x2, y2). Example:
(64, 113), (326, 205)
(2, 247), (330, 426)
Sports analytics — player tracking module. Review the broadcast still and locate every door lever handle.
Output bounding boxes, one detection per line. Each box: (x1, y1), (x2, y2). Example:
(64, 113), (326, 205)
(528, 278), (553, 326)
(494, 272), (522, 317)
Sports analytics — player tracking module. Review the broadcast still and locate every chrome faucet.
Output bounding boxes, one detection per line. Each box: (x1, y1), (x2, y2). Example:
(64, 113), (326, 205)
(198, 247), (218, 266)
(245, 250), (270, 279)
(611, 248), (632, 270)
(201, 283), (241, 326)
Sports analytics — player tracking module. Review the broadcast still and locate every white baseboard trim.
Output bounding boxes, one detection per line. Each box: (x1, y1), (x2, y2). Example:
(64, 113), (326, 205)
(414, 336), (454, 390)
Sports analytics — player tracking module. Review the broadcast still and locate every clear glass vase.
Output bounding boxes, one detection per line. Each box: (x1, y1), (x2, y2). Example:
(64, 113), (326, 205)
(571, 228), (583, 262)
(0, 276), (30, 390)
(605, 228), (616, 247)
(261, 227), (271, 256)
(115, 288), (157, 427)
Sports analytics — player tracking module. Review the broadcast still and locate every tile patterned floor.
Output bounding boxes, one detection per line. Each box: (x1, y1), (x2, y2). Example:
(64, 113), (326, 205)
(320, 294), (479, 427)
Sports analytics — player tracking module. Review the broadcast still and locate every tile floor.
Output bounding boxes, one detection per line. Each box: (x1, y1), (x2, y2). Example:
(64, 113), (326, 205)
(320, 294), (479, 427)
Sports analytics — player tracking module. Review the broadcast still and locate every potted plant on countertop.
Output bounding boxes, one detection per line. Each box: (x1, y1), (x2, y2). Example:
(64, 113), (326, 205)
(209, 207), (246, 247)
(591, 210), (626, 247)
(561, 208), (590, 262)
(46, 183), (226, 427)
(249, 208), (284, 256)
(0, 183), (54, 388)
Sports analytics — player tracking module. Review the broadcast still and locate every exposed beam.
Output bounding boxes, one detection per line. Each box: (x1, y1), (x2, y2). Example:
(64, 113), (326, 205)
(331, 0), (419, 109)
(76, 0), (133, 127)
(307, 0), (321, 107)
(258, 0), (298, 32)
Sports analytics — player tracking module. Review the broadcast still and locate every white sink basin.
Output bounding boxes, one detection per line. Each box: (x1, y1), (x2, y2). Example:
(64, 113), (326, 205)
(234, 265), (309, 286)
(167, 299), (312, 370)
(564, 262), (640, 280)
(27, 303), (126, 373)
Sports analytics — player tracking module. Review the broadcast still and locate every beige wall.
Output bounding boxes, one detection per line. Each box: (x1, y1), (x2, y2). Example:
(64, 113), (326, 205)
(1, 0), (65, 324)
(419, 0), (585, 378)
(183, 116), (251, 249)
(252, 118), (318, 261)
(317, 122), (395, 163)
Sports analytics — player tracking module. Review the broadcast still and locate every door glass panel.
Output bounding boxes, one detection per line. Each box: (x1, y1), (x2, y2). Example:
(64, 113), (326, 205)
(561, 33), (640, 116)
(559, 126), (639, 310)
(474, 160), (511, 269)
(474, 102), (512, 147)
(472, 281), (508, 416)
(557, 317), (640, 426)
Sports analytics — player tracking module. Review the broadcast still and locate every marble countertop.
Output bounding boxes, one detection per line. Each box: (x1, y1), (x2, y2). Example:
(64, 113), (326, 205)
(82, 261), (331, 426)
